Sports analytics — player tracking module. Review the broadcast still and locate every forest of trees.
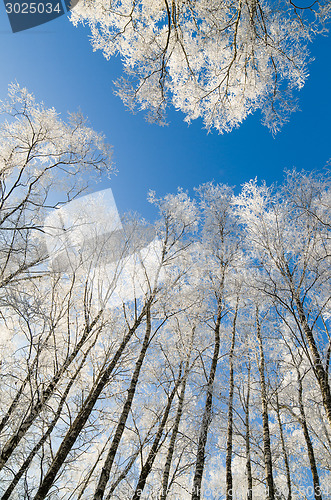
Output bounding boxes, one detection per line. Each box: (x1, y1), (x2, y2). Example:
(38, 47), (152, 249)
(0, 85), (330, 499)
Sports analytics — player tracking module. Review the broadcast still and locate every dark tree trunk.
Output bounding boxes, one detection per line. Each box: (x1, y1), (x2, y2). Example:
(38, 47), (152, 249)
(1, 335), (99, 500)
(0, 311), (69, 435)
(160, 360), (189, 500)
(93, 305), (152, 500)
(245, 363), (252, 500)
(0, 367), (30, 433)
(256, 310), (275, 500)
(275, 393), (292, 500)
(132, 369), (183, 500)
(294, 293), (331, 429)
(296, 370), (323, 500)
(191, 309), (221, 500)
(76, 439), (111, 500)
(225, 299), (238, 500)
(105, 450), (140, 500)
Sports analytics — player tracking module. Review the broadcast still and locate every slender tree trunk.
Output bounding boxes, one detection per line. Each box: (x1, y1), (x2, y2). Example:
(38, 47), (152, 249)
(245, 363), (252, 500)
(105, 449), (140, 500)
(275, 393), (292, 500)
(225, 299), (238, 500)
(1, 334), (99, 500)
(160, 360), (189, 500)
(191, 309), (222, 500)
(32, 303), (149, 500)
(256, 310), (275, 500)
(296, 370), (323, 500)
(0, 310), (103, 472)
(0, 374), (29, 434)
(76, 440), (111, 500)
(94, 305), (152, 500)
(132, 370), (183, 500)
(294, 293), (331, 428)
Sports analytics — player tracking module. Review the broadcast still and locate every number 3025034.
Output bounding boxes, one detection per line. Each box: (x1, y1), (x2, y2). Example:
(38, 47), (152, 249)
(5, 2), (62, 14)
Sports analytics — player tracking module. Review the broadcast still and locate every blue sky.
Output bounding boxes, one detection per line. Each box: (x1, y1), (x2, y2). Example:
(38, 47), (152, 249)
(0, 5), (330, 219)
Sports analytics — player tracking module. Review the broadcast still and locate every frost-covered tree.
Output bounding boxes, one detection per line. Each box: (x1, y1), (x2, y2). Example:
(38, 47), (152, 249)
(234, 170), (331, 429)
(0, 83), (113, 292)
(70, 0), (330, 133)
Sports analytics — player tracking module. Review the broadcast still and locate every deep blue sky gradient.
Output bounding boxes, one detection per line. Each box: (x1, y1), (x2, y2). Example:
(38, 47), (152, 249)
(0, 5), (330, 219)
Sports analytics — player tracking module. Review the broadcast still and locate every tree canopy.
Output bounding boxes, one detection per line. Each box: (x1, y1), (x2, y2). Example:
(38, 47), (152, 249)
(71, 0), (331, 133)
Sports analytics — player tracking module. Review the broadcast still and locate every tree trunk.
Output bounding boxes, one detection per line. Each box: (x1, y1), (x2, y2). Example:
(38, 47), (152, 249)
(275, 393), (292, 500)
(93, 305), (152, 500)
(225, 299), (238, 500)
(132, 370), (183, 500)
(105, 449), (140, 500)
(296, 370), (323, 500)
(294, 293), (331, 429)
(0, 308), (71, 435)
(256, 310), (275, 500)
(0, 375), (29, 434)
(245, 362), (252, 500)
(191, 308), (221, 500)
(160, 360), (189, 500)
(32, 303), (148, 500)
(76, 439), (112, 500)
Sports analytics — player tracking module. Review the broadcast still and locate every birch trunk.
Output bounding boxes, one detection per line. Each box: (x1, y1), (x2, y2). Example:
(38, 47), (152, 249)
(275, 393), (292, 500)
(256, 310), (275, 500)
(160, 360), (190, 500)
(132, 370), (183, 500)
(294, 293), (331, 429)
(105, 450), (140, 500)
(296, 370), (323, 500)
(191, 309), (222, 500)
(245, 363), (252, 500)
(1, 333), (98, 500)
(93, 305), (152, 500)
(225, 300), (238, 500)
